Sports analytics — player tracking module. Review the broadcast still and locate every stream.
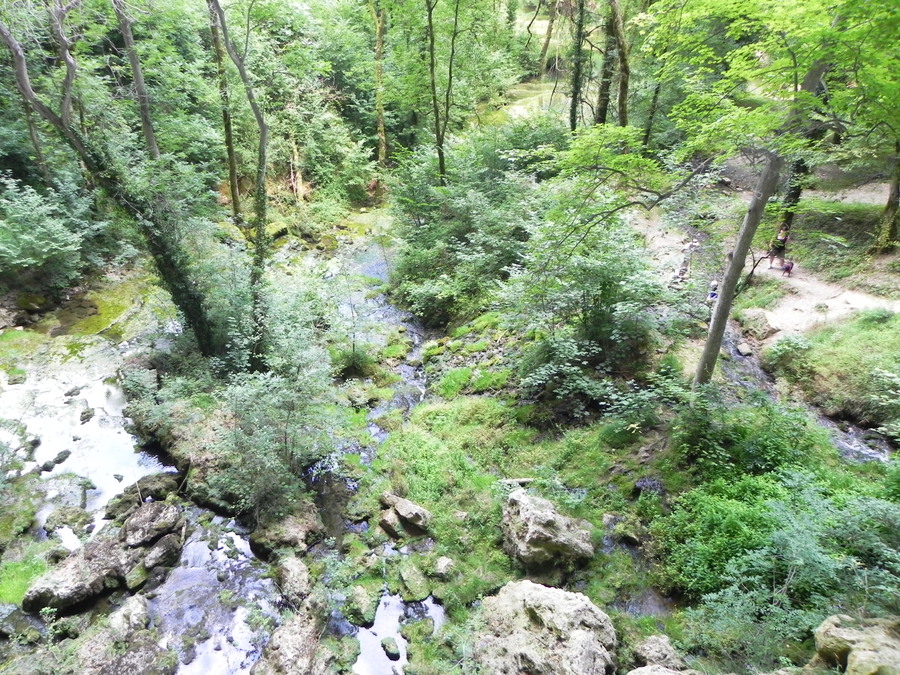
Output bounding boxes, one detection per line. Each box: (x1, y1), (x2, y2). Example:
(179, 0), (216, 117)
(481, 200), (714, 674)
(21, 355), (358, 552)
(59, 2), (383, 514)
(0, 301), (282, 673)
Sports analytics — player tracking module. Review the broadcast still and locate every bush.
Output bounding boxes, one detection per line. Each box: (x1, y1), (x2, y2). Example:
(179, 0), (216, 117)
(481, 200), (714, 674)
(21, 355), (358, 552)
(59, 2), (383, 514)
(673, 392), (831, 478)
(0, 177), (85, 293)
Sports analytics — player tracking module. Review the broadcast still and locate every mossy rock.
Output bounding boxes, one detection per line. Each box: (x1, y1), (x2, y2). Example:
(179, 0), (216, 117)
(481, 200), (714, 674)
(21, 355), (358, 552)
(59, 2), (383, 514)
(399, 561), (431, 602)
(15, 293), (50, 312)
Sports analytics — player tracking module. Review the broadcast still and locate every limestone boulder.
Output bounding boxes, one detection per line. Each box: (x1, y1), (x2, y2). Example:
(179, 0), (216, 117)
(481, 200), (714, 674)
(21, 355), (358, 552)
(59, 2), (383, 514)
(105, 473), (181, 521)
(811, 614), (900, 675)
(502, 489), (594, 567)
(122, 502), (183, 548)
(737, 308), (778, 340)
(22, 534), (135, 612)
(380, 492), (432, 530)
(249, 504), (324, 558)
(251, 606), (334, 675)
(634, 635), (686, 670)
(108, 595), (150, 640)
(277, 555), (311, 607)
(473, 580), (617, 675)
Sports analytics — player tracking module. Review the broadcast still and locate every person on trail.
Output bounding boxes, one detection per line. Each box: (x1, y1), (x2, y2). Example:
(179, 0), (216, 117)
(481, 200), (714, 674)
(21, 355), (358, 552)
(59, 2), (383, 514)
(768, 227), (789, 269)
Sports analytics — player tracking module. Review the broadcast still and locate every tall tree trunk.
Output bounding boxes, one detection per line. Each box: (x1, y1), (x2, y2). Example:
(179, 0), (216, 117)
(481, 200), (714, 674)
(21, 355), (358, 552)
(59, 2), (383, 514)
(209, 0), (270, 371)
(569, 0), (586, 132)
(778, 157), (809, 232)
(112, 0), (160, 159)
(593, 14), (616, 125)
(425, 0), (446, 179)
(642, 81), (661, 146)
(524, 0), (543, 51)
(608, 0), (629, 126)
(369, 1), (388, 166)
(426, 0), (461, 182)
(207, 1), (241, 219)
(694, 153), (784, 387)
(872, 141), (900, 253)
(1, 21), (217, 357)
(538, 0), (558, 75)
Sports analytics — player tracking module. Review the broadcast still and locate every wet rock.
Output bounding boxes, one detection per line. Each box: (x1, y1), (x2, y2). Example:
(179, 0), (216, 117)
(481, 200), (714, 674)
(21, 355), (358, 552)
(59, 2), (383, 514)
(122, 502), (183, 548)
(251, 604), (334, 675)
(0, 603), (42, 641)
(108, 595), (150, 639)
(382, 636), (401, 661)
(810, 614), (900, 675)
(249, 503), (324, 558)
(44, 505), (91, 533)
(434, 556), (455, 578)
(79, 627), (178, 675)
(80, 408), (95, 423)
(633, 477), (664, 497)
(634, 635), (686, 670)
(277, 555), (311, 607)
(64, 386), (84, 397)
(346, 584), (378, 626)
(736, 342), (753, 357)
(105, 472), (181, 521)
(473, 580), (617, 675)
(399, 560), (431, 602)
(16, 293), (50, 312)
(501, 489), (594, 568)
(143, 533), (181, 569)
(380, 492), (432, 530)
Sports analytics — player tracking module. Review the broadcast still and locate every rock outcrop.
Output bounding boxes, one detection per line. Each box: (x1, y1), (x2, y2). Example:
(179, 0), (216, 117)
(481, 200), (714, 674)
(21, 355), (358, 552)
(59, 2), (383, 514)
(251, 603), (334, 675)
(502, 489), (594, 567)
(811, 614), (900, 675)
(249, 502), (324, 558)
(473, 580), (617, 675)
(378, 492), (433, 539)
(23, 502), (184, 613)
(634, 635), (686, 670)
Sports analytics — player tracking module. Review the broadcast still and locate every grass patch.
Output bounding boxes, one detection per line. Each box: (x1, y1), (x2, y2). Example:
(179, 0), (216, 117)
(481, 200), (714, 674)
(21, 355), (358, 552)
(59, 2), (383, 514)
(0, 542), (50, 604)
(733, 275), (787, 312)
(763, 309), (900, 434)
(470, 368), (510, 393)
(434, 367), (472, 399)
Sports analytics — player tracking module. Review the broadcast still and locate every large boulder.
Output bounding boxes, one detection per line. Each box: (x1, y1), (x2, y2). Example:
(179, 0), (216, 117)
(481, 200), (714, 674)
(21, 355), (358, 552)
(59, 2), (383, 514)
(502, 489), (594, 567)
(251, 605), (334, 674)
(105, 473), (181, 521)
(23, 503), (184, 613)
(122, 502), (183, 548)
(626, 667), (683, 675)
(380, 492), (432, 530)
(23, 534), (135, 612)
(473, 580), (617, 675)
(634, 635), (686, 670)
(249, 503), (324, 558)
(277, 555), (311, 607)
(811, 614), (900, 675)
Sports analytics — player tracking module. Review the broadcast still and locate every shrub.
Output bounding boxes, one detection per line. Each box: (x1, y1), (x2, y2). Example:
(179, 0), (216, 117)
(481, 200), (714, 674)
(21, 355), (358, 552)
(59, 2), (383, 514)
(673, 392), (831, 478)
(0, 177), (84, 293)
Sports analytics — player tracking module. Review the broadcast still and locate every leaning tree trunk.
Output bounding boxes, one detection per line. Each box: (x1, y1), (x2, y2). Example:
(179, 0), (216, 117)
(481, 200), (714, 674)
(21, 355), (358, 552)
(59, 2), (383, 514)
(694, 153), (784, 386)
(693, 61), (830, 388)
(569, 0), (587, 131)
(209, 0), (270, 372)
(208, 2), (241, 220)
(593, 14), (616, 125)
(112, 0), (160, 159)
(538, 0), (558, 75)
(642, 81), (661, 146)
(872, 141), (900, 253)
(0, 19), (217, 357)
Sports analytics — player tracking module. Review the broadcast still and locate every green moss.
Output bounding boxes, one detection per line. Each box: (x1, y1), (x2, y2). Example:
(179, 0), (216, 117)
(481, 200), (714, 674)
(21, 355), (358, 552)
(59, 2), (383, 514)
(0, 329), (43, 376)
(461, 340), (489, 355)
(434, 368), (472, 399)
(470, 368), (510, 393)
(381, 341), (412, 360)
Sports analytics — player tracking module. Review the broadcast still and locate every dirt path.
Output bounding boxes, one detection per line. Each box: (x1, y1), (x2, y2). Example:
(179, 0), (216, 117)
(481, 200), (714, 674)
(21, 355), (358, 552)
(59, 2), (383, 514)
(757, 264), (900, 345)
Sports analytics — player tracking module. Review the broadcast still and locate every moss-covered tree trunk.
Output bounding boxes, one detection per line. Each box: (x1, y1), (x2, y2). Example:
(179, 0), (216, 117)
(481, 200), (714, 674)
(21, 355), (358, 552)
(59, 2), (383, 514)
(569, 0), (586, 131)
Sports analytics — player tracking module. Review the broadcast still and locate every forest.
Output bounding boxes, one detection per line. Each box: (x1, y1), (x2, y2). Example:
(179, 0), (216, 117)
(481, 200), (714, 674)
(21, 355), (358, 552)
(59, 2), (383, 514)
(0, 0), (898, 673)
